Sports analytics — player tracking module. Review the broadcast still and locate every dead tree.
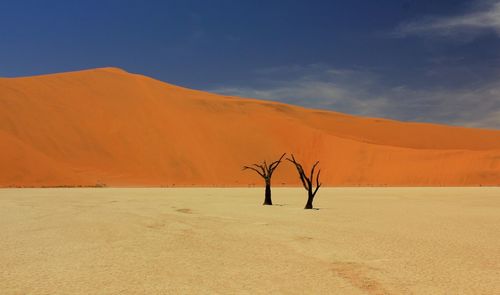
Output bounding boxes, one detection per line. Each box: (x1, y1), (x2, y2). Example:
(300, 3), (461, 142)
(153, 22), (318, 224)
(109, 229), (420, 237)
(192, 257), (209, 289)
(287, 154), (321, 209)
(243, 153), (286, 205)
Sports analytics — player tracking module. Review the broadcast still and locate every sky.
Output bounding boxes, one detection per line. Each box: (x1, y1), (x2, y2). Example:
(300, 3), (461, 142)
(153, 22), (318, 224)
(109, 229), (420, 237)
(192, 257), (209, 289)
(1, 0), (499, 129)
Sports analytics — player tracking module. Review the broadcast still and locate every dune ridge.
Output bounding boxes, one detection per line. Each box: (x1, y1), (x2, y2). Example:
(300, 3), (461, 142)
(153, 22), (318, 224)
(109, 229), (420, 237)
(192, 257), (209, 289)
(1, 67), (499, 187)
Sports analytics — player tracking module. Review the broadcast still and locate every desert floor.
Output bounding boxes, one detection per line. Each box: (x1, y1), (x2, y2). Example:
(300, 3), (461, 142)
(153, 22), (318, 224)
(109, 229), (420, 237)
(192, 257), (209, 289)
(0, 187), (499, 294)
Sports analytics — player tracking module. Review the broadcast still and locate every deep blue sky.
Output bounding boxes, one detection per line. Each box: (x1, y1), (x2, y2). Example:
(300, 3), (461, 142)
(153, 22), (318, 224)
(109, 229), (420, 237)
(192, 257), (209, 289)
(1, 0), (499, 128)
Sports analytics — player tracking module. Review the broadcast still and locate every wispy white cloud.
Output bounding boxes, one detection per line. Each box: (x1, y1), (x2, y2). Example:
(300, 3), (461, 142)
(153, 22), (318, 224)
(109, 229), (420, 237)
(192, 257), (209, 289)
(394, 1), (500, 38)
(212, 65), (391, 117)
(208, 64), (500, 129)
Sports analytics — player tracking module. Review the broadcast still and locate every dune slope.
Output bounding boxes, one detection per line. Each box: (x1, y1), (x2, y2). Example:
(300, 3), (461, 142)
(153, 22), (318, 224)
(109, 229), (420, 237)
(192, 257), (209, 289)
(0, 67), (499, 187)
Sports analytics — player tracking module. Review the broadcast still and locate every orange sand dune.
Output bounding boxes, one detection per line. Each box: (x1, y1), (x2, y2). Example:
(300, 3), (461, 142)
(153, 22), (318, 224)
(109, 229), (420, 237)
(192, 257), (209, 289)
(1, 67), (499, 187)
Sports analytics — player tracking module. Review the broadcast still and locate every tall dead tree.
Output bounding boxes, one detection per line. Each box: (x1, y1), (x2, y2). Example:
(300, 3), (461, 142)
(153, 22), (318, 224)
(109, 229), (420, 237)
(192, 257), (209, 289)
(287, 154), (321, 209)
(243, 153), (286, 205)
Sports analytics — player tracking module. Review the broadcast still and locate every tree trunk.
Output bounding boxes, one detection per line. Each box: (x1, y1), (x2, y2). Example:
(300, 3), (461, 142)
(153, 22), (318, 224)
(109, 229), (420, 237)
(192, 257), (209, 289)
(263, 181), (272, 205)
(304, 191), (314, 209)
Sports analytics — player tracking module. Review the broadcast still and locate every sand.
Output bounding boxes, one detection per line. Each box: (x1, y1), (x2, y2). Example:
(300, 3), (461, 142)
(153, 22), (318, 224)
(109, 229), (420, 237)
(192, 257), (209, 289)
(1, 67), (500, 187)
(1, 187), (499, 294)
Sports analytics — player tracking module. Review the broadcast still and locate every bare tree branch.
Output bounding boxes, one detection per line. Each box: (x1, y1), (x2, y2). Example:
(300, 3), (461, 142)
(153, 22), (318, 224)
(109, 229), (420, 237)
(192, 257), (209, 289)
(252, 164), (266, 176)
(287, 154), (322, 209)
(270, 153), (286, 168)
(310, 161), (319, 184)
(242, 166), (265, 178)
(269, 153), (286, 176)
(313, 169), (321, 196)
(263, 160), (269, 173)
(286, 155), (309, 191)
(242, 153), (287, 205)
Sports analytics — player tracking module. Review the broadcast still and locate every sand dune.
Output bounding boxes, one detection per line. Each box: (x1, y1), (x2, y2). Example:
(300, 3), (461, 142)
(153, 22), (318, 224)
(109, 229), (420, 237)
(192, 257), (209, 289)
(1, 67), (499, 187)
(1, 188), (499, 294)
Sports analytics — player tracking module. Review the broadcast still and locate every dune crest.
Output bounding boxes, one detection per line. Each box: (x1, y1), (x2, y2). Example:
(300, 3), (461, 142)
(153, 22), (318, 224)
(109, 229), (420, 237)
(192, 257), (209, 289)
(1, 68), (499, 187)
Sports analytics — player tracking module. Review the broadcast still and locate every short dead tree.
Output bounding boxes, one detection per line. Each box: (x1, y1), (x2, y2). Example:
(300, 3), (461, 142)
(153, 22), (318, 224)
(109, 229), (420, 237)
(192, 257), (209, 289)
(243, 153), (286, 205)
(286, 154), (322, 209)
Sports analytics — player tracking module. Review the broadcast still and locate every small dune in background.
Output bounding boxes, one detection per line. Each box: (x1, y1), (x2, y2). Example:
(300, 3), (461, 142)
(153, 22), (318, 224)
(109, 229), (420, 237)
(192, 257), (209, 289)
(1, 67), (499, 187)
